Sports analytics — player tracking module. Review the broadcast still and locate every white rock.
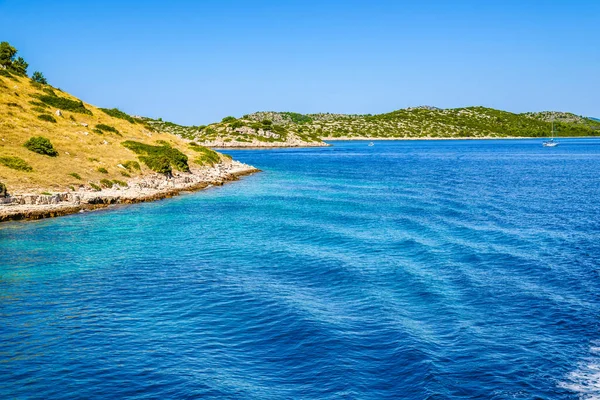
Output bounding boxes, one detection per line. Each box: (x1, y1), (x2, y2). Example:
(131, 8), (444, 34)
(80, 123), (88, 127)
(55, 110), (62, 117)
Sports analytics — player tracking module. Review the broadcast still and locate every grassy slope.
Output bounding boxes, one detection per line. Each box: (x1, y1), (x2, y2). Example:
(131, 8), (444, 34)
(150, 107), (600, 144)
(0, 72), (227, 194)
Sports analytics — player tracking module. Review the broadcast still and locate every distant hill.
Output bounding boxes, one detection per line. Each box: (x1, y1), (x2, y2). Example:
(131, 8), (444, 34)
(150, 107), (600, 146)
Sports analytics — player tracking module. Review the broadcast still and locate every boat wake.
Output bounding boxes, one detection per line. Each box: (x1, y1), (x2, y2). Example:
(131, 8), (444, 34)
(560, 342), (600, 399)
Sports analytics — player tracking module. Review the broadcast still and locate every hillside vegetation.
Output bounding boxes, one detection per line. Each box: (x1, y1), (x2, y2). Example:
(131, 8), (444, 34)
(0, 43), (230, 195)
(145, 106), (600, 146)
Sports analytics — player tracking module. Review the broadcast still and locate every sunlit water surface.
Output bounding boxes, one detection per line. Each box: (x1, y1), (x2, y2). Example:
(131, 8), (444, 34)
(1, 139), (599, 399)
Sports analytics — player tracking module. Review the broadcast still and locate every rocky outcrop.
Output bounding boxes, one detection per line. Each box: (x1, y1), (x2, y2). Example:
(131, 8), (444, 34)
(0, 160), (259, 222)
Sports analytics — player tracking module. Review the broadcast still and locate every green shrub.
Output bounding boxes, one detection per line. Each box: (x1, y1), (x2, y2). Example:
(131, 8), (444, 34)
(31, 71), (47, 84)
(0, 69), (16, 80)
(112, 179), (127, 187)
(29, 100), (48, 108)
(120, 171), (131, 177)
(0, 156), (33, 172)
(69, 172), (82, 180)
(41, 191), (52, 196)
(24, 136), (58, 156)
(222, 116), (237, 123)
(42, 88), (56, 96)
(190, 144), (220, 166)
(100, 178), (113, 188)
(99, 108), (135, 123)
(0, 181), (6, 197)
(37, 114), (57, 123)
(31, 107), (48, 113)
(230, 120), (244, 129)
(89, 182), (101, 191)
(6, 102), (22, 109)
(35, 94), (92, 115)
(139, 155), (172, 174)
(97, 167), (108, 174)
(122, 140), (189, 174)
(122, 160), (141, 171)
(95, 124), (120, 134)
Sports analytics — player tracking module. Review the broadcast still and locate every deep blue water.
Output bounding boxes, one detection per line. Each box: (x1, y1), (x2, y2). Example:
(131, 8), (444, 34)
(1, 139), (600, 399)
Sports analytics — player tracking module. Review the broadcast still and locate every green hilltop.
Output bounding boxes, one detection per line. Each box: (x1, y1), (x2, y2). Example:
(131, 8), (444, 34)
(145, 106), (600, 146)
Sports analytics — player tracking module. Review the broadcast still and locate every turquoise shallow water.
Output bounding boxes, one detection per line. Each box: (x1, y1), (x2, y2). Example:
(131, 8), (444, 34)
(1, 139), (600, 399)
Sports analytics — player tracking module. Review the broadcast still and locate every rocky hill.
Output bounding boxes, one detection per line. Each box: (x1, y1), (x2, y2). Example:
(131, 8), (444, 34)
(0, 42), (252, 203)
(148, 107), (600, 146)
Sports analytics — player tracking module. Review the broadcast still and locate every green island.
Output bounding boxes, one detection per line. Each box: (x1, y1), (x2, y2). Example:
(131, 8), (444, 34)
(142, 107), (600, 148)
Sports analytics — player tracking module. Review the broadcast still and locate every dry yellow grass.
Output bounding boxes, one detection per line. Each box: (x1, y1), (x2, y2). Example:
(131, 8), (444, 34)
(0, 74), (204, 194)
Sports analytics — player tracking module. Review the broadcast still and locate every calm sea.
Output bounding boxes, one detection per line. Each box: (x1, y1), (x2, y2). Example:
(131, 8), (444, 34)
(1, 139), (599, 399)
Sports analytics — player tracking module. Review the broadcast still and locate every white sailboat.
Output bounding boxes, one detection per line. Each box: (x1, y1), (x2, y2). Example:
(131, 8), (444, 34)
(543, 122), (559, 147)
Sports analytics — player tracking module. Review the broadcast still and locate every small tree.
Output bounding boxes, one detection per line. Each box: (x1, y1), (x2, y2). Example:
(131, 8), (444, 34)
(10, 56), (28, 75)
(31, 71), (47, 84)
(0, 42), (16, 68)
(0, 42), (28, 76)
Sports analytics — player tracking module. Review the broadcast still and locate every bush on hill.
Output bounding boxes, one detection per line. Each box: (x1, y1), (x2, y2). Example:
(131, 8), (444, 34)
(100, 108), (136, 123)
(24, 136), (58, 157)
(0, 156), (33, 172)
(122, 160), (141, 171)
(122, 141), (189, 175)
(35, 94), (92, 115)
(0, 181), (7, 197)
(95, 124), (120, 134)
(190, 144), (221, 166)
(37, 114), (57, 123)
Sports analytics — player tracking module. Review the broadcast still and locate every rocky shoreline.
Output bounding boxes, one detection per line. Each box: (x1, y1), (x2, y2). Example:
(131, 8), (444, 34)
(200, 137), (328, 148)
(0, 161), (259, 223)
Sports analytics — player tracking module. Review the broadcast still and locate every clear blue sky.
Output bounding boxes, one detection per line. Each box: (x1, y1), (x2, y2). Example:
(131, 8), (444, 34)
(1, 0), (598, 125)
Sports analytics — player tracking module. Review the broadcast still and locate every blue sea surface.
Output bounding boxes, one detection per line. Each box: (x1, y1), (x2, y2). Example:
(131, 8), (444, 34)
(1, 139), (599, 399)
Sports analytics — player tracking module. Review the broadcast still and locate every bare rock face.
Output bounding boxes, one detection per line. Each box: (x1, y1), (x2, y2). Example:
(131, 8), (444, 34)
(55, 110), (62, 117)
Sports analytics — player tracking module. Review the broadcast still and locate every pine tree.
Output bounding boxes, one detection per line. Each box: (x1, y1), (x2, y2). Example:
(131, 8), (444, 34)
(32, 71), (47, 84)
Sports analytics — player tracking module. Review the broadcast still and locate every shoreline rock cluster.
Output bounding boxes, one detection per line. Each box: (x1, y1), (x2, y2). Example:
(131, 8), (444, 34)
(0, 160), (259, 223)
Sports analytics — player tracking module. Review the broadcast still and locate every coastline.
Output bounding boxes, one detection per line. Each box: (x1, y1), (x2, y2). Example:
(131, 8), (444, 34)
(201, 139), (329, 149)
(323, 136), (533, 141)
(322, 135), (600, 141)
(0, 161), (259, 223)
